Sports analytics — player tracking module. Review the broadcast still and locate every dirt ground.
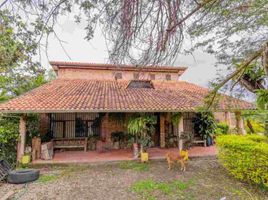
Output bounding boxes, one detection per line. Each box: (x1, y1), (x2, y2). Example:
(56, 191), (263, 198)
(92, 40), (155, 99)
(0, 157), (267, 200)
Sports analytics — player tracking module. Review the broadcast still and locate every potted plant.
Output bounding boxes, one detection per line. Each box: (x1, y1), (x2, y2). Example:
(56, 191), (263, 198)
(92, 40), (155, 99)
(127, 114), (156, 161)
(193, 112), (216, 146)
(139, 135), (154, 162)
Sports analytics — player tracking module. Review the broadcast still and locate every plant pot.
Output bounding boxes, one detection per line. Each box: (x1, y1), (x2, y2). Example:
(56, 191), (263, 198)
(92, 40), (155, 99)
(140, 152), (149, 162)
(21, 155), (31, 164)
(113, 141), (120, 149)
(207, 136), (212, 146)
(133, 143), (139, 159)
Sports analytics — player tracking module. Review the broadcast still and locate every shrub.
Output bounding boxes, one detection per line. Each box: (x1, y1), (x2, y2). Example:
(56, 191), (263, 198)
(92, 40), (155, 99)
(216, 135), (268, 189)
(0, 117), (19, 166)
(215, 122), (229, 135)
(193, 112), (216, 139)
(245, 120), (265, 134)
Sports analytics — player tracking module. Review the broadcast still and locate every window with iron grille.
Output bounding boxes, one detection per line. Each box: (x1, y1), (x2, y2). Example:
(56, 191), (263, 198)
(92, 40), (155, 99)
(166, 74), (171, 81)
(50, 113), (101, 138)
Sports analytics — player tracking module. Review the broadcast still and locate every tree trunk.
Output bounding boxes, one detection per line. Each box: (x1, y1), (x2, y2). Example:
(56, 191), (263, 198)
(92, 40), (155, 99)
(246, 120), (255, 134)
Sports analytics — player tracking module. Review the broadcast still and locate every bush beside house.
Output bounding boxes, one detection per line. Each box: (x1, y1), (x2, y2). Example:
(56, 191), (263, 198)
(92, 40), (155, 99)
(0, 118), (19, 165)
(214, 122), (229, 135)
(216, 135), (268, 189)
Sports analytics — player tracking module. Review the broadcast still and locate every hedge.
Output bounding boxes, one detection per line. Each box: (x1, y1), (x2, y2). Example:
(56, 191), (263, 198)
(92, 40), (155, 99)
(216, 135), (268, 189)
(215, 122), (229, 135)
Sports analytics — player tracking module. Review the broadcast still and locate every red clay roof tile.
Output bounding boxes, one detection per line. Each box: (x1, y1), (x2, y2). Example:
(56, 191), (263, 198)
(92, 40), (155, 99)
(0, 79), (254, 113)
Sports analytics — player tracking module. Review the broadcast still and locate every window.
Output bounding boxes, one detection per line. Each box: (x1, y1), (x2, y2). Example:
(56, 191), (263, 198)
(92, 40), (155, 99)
(166, 74), (171, 81)
(149, 74), (155, 80)
(115, 72), (122, 80)
(133, 73), (139, 80)
(127, 80), (154, 89)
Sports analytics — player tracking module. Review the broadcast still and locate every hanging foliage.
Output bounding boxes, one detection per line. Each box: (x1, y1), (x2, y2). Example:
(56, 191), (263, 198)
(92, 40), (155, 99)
(171, 112), (182, 126)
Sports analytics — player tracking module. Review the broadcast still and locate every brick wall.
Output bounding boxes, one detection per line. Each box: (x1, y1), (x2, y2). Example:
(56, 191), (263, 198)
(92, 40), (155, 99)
(101, 113), (127, 142)
(57, 68), (180, 81)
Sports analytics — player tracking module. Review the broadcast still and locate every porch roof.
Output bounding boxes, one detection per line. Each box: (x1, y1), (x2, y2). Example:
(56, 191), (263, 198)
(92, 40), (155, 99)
(0, 79), (254, 113)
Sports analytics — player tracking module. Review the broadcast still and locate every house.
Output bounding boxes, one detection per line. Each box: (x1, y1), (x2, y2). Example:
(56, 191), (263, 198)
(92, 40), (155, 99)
(0, 61), (254, 161)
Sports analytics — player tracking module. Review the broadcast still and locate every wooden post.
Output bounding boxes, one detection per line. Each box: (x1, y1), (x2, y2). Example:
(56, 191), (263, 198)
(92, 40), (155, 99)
(178, 116), (184, 151)
(17, 115), (27, 162)
(235, 111), (246, 135)
(160, 114), (165, 148)
(32, 137), (41, 160)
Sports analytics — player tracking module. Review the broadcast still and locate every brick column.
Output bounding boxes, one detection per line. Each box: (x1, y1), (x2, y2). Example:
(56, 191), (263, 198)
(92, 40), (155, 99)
(17, 115), (27, 162)
(178, 116), (184, 151)
(100, 113), (109, 141)
(235, 111), (246, 135)
(224, 111), (232, 127)
(160, 114), (165, 148)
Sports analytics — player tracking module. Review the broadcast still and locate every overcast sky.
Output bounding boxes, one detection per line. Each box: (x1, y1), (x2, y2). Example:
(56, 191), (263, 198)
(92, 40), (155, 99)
(41, 18), (222, 88)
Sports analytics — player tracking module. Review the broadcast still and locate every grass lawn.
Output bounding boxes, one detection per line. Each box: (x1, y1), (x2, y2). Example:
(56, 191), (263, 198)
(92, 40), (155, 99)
(0, 157), (267, 200)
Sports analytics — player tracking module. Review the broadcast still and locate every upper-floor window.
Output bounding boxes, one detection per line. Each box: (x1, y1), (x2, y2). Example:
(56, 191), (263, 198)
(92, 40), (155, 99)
(166, 74), (171, 81)
(149, 74), (155, 80)
(115, 72), (122, 80)
(133, 73), (139, 80)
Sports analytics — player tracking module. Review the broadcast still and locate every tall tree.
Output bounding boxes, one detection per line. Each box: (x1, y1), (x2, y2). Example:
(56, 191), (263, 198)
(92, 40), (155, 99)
(0, 10), (46, 164)
(0, 10), (46, 101)
(1, 0), (267, 117)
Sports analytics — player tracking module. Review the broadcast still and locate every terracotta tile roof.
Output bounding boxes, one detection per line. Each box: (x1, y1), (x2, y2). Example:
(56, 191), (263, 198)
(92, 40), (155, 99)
(0, 79), (254, 113)
(50, 61), (187, 74)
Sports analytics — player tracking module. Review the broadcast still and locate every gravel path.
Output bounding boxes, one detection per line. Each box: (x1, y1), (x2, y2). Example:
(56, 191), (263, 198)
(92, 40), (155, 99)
(0, 157), (267, 200)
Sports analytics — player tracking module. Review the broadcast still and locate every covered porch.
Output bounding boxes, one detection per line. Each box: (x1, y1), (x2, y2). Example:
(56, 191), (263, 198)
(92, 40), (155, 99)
(16, 110), (245, 163)
(32, 146), (217, 164)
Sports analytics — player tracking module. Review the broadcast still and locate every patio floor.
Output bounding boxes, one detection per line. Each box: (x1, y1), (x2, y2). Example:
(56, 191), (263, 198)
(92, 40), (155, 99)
(32, 146), (217, 164)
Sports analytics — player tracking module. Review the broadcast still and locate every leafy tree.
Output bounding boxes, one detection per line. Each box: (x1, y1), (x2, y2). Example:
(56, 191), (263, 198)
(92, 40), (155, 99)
(0, 10), (46, 164)
(0, 10), (46, 101)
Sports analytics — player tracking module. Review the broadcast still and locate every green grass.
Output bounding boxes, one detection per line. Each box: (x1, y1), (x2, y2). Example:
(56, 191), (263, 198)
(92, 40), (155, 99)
(131, 179), (194, 199)
(36, 165), (89, 183)
(37, 174), (59, 183)
(119, 161), (150, 172)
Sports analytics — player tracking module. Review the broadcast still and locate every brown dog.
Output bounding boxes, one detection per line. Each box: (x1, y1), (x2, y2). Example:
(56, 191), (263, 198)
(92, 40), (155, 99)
(165, 150), (188, 171)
